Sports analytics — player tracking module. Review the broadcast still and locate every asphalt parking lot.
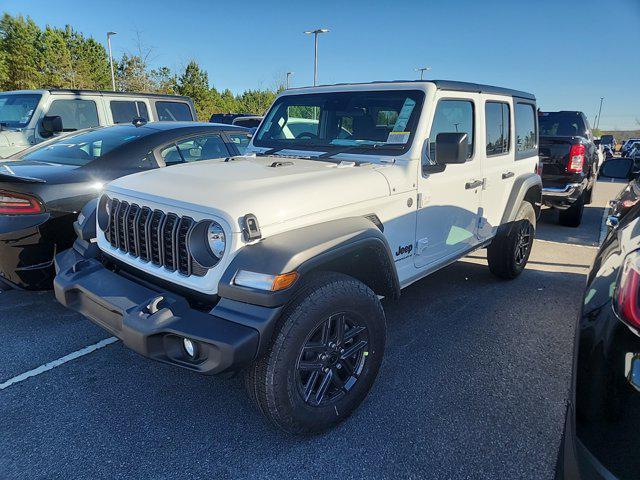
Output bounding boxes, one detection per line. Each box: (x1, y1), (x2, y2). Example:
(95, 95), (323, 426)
(0, 180), (625, 480)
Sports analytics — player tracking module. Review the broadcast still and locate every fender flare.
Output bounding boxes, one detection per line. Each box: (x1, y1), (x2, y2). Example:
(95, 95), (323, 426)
(218, 216), (400, 308)
(500, 173), (542, 224)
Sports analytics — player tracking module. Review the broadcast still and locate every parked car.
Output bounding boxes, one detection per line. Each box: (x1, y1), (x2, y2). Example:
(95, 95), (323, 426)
(626, 142), (640, 161)
(538, 111), (600, 227)
(600, 134), (617, 151)
(0, 89), (197, 158)
(210, 113), (263, 128)
(0, 122), (251, 290)
(621, 138), (640, 156)
(555, 156), (640, 479)
(54, 80), (542, 434)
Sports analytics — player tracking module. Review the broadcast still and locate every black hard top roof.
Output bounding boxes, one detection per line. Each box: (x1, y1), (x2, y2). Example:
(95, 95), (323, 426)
(48, 89), (193, 101)
(292, 79), (536, 101)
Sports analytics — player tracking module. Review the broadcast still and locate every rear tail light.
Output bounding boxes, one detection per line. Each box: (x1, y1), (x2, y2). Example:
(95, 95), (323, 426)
(567, 144), (585, 173)
(616, 251), (640, 331)
(0, 190), (44, 214)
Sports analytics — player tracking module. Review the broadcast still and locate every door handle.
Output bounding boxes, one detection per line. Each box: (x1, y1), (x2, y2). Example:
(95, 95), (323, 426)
(465, 179), (483, 189)
(502, 171), (514, 179)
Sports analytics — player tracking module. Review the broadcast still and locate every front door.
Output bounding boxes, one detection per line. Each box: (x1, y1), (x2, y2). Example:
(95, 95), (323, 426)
(414, 95), (483, 269)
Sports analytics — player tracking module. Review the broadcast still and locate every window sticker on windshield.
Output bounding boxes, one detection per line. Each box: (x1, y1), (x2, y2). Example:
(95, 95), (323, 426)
(392, 98), (416, 132)
(387, 132), (410, 144)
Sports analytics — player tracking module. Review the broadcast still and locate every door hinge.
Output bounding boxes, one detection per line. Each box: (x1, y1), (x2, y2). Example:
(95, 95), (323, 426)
(417, 193), (423, 209)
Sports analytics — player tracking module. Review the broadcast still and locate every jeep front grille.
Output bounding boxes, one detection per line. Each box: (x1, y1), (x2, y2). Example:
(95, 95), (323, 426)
(105, 198), (207, 277)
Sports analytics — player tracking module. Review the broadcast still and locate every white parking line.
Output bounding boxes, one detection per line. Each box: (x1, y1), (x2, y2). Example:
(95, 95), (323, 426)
(0, 337), (119, 391)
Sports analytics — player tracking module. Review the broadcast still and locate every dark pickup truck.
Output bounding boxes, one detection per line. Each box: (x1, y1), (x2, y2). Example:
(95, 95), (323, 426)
(538, 111), (599, 227)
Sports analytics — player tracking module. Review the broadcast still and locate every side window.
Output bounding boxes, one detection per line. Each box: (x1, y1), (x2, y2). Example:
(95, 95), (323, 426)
(429, 99), (474, 163)
(485, 102), (511, 156)
(227, 132), (252, 154)
(110, 101), (149, 124)
(155, 101), (193, 121)
(161, 134), (230, 165)
(47, 99), (99, 131)
(515, 103), (537, 157)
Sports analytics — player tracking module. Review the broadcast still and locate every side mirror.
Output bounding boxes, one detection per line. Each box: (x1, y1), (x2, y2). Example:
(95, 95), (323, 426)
(40, 115), (63, 137)
(600, 157), (634, 180)
(435, 132), (469, 164)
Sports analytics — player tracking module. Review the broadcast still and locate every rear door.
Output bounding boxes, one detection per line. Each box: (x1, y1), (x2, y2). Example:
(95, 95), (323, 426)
(478, 95), (515, 238)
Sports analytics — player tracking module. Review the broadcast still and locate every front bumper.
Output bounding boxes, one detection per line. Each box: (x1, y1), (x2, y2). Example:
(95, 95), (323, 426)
(54, 247), (280, 375)
(542, 183), (583, 210)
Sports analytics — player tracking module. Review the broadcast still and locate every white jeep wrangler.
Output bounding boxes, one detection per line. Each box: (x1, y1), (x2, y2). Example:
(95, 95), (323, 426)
(54, 80), (541, 434)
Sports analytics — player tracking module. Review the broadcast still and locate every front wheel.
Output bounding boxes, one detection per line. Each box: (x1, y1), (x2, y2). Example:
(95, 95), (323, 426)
(244, 272), (386, 434)
(487, 201), (536, 279)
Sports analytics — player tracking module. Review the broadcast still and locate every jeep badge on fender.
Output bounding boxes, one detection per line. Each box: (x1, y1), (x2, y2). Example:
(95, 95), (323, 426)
(53, 80), (541, 434)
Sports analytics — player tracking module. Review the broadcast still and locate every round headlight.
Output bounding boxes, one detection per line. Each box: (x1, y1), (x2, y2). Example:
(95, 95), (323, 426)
(97, 194), (111, 231)
(188, 220), (226, 269)
(207, 222), (226, 259)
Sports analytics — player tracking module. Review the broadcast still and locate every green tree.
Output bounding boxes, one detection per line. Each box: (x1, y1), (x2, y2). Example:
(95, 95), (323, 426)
(150, 66), (177, 94)
(0, 47), (8, 89)
(63, 26), (111, 89)
(0, 13), (44, 89)
(237, 89), (277, 115)
(176, 61), (213, 120)
(115, 53), (153, 92)
(41, 26), (74, 88)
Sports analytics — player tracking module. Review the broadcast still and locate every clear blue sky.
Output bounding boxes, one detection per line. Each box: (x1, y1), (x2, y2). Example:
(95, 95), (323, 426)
(4, 0), (640, 129)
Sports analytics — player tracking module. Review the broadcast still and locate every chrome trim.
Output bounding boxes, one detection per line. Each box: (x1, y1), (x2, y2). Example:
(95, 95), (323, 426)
(542, 183), (581, 197)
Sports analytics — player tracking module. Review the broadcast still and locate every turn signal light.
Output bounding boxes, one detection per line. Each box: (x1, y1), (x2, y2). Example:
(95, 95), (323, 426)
(617, 251), (640, 330)
(234, 270), (299, 291)
(567, 144), (585, 173)
(0, 190), (43, 214)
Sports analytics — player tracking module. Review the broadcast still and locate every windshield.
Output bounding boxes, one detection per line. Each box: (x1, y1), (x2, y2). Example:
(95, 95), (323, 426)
(254, 90), (425, 155)
(0, 94), (41, 129)
(21, 125), (155, 166)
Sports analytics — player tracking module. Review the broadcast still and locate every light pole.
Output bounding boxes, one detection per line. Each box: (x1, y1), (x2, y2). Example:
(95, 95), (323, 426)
(596, 97), (604, 130)
(415, 66), (431, 80)
(286, 71), (294, 89)
(304, 29), (329, 86)
(107, 31), (117, 91)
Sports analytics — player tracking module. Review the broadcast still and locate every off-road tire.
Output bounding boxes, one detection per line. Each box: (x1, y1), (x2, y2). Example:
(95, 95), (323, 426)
(487, 201), (536, 279)
(558, 192), (585, 227)
(244, 272), (386, 434)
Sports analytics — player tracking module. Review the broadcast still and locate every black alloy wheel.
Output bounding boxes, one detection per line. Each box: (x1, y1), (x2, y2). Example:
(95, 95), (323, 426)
(514, 220), (533, 266)
(296, 312), (369, 407)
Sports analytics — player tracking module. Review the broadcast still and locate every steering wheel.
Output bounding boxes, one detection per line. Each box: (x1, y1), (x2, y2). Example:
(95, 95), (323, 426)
(296, 132), (318, 140)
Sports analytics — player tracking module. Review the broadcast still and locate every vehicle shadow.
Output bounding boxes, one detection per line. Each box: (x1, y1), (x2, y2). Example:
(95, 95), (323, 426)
(536, 206), (605, 247)
(1, 259), (586, 479)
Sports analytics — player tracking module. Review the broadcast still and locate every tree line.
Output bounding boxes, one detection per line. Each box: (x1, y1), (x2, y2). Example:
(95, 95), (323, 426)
(0, 13), (279, 120)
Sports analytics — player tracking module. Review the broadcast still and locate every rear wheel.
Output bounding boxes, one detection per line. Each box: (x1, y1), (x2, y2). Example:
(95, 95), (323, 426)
(487, 201), (536, 279)
(244, 272), (386, 434)
(558, 192), (585, 227)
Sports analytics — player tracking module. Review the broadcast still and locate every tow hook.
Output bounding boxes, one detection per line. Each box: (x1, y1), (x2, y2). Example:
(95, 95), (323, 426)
(145, 296), (166, 314)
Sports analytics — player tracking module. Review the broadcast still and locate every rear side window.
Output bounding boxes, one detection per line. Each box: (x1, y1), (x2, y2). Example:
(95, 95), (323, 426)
(161, 134), (230, 164)
(156, 101), (193, 121)
(515, 103), (537, 158)
(227, 132), (252, 154)
(110, 101), (149, 124)
(485, 102), (510, 156)
(47, 99), (99, 131)
(429, 99), (474, 163)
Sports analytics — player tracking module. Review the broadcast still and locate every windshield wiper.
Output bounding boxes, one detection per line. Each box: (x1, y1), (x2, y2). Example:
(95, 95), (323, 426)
(318, 143), (405, 159)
